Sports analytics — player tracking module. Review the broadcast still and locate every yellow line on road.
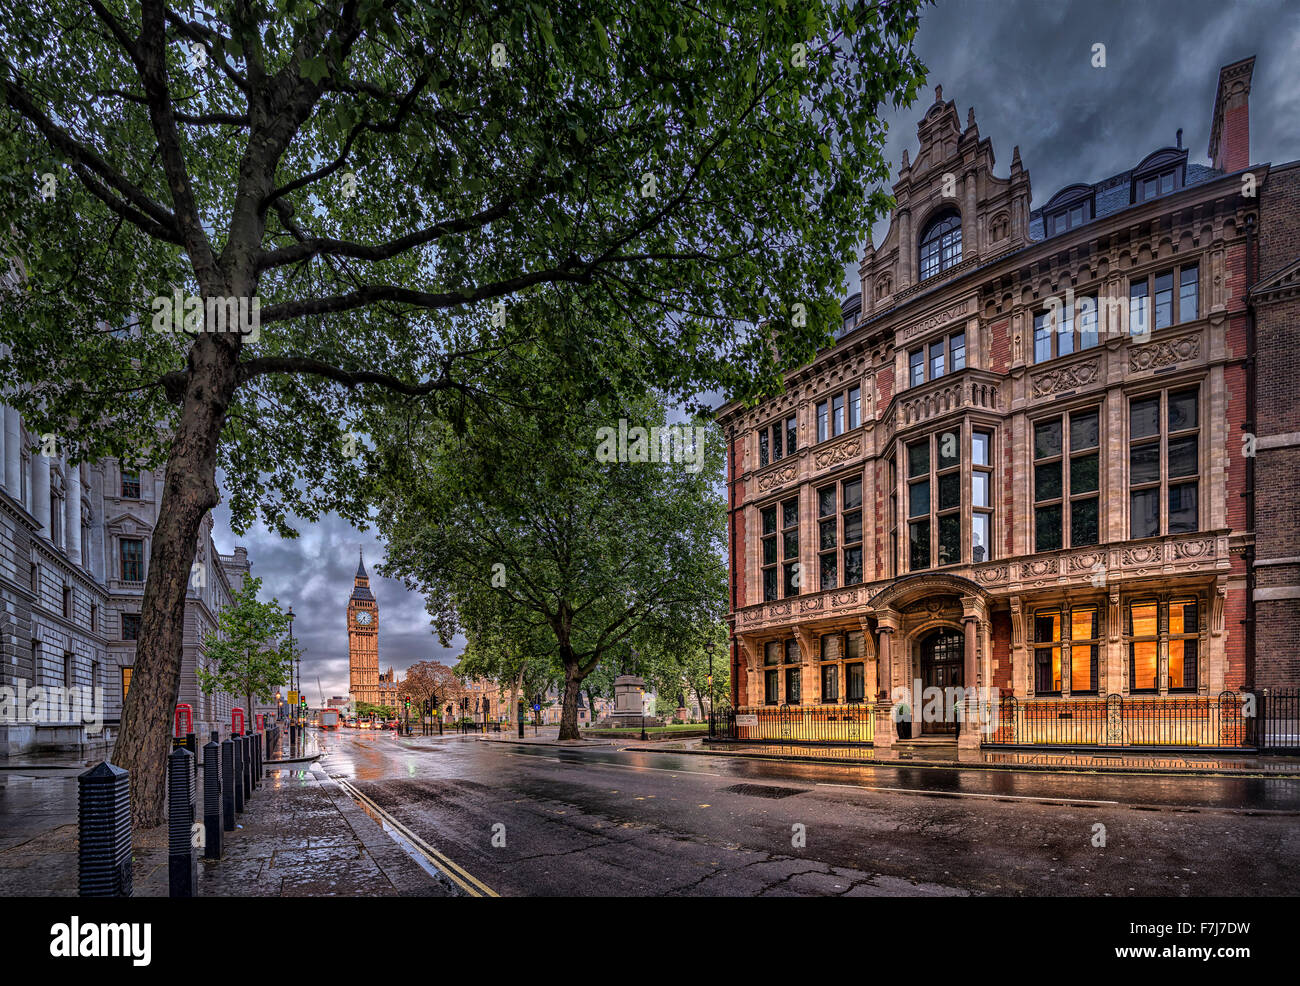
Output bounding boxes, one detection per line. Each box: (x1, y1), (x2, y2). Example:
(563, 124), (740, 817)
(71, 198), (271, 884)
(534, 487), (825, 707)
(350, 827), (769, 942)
(815, 781), (1119, 805)
(335, 778), (499, 898)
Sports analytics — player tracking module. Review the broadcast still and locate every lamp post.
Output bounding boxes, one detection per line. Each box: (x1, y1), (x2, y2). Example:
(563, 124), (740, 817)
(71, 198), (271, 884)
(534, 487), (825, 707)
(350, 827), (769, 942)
(286, 605), (296, 752)
(705, 639), (716, 737)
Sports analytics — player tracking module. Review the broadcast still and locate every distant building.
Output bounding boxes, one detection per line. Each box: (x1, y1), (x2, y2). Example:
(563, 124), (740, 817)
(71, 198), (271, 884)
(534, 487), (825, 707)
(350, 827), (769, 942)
(0, 403), (251, 754)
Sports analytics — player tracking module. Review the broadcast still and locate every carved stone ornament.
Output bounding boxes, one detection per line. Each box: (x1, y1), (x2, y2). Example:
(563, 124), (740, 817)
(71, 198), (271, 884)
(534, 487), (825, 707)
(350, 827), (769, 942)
(1030, 358), (1100, 398)
(1128, 333), (1199, 372)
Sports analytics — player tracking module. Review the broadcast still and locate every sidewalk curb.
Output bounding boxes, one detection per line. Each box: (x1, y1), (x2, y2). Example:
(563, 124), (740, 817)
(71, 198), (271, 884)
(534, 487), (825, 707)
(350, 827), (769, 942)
(625, 744), (1300, 779)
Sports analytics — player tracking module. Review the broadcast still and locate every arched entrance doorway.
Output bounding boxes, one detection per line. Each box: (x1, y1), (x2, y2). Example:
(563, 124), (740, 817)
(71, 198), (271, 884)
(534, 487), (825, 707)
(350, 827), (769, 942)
(920, 628), (964, 735)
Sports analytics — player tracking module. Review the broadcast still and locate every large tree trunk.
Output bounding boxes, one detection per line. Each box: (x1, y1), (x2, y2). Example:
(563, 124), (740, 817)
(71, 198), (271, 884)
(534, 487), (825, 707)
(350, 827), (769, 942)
(111, 331), (239, 828)
(557, 645), (586, 741)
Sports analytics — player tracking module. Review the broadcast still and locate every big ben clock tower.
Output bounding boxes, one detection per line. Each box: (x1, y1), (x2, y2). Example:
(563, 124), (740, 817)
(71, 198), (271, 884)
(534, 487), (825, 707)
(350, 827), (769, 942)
(347, 549), (380, 706)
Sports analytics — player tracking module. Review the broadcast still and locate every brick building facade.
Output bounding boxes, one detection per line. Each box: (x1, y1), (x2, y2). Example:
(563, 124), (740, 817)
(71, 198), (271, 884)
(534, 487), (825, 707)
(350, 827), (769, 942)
(716, 56), (1296, 750)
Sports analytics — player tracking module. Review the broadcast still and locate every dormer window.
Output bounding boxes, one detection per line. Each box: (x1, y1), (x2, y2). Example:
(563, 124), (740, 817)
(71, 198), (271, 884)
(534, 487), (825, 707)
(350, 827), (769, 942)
(919, 209), (962, 281)
(1043, 185), (1095, 238)
(1130, 147), (1188, 204)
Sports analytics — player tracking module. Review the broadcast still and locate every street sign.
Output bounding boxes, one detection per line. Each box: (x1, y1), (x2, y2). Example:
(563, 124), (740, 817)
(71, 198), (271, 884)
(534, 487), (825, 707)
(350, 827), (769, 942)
(288, 690), (298, 705)
(735, 714), (758, 727)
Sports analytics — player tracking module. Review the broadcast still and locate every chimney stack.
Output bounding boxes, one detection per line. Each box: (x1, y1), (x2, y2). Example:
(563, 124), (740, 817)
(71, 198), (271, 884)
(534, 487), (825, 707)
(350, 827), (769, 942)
(1208, 56), (1254, 173)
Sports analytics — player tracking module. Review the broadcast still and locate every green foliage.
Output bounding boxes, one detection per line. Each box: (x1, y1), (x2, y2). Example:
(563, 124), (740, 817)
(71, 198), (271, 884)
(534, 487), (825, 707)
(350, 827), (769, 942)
(0, 0), (928, 536)
(197, 576), (298, 705)
(375, 349), (728, 732)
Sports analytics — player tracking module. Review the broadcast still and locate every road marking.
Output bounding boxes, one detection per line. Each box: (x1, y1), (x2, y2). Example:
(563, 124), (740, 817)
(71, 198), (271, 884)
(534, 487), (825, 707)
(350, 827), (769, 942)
(335, 778), (499, 897)
(815, 782), (1120, 806)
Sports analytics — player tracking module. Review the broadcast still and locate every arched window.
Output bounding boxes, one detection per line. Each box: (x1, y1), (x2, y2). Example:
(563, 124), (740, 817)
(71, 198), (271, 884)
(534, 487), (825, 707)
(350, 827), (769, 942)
(919, 209), (962, 281)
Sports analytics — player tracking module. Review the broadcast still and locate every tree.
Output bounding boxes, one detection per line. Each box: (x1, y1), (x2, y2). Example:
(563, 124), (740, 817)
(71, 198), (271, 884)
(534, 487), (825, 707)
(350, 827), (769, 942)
(0, 1), (926, 824)
(197, 575), (297, 729)
(643, 622), (731, 722)
(402, 660), (466, 719)
(378, 378), (728, 740)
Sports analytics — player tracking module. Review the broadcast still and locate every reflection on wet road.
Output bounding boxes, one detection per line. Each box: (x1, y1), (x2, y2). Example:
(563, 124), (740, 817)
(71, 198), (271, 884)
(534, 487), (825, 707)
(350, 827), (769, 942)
(318, 728), (1300, 896)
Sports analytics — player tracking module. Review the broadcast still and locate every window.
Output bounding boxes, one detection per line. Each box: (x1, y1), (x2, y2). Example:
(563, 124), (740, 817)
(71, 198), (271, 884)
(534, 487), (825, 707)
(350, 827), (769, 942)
(784, 638), (801, 704)
(815, 387), (860, 443)
(1129, 389), (1198, 538)
(1133, 166), (1183, 203)
(971, 430), (993, 563)
(817, 486), (837, 590)
(905, 430), (963, 570)
(122, 612), (141, 641)
(843, 478), (863, 586)
(121, 666), (133, 699)
(1128, 601), (1159, 693)
(1128, 263), (1199, 335)
(919, 210), (962, 281)
(1046, 198), (1093, 236)
(1033, 610), (1062, 695)
(761, 506), (778, 601)
(908, 331), (967, 387)
(785, 667), (801, 705)
(62, 584), (72, 619)
(90, 604), (97, 633)
(64, 651), (74, 688)
(121, 470), (141, 499)
(1169, 599), (1199, 692)
(120, 538), (145, 582)
(1033, 408), (1100, 551)
(757, 414), (798, 469)
(781, 498), (800, 596)
(1034, 294), (1101, 363)
(846, 655), (865, 703)
(820, 664), (839, 703)
(1070, 607), (1100, 694)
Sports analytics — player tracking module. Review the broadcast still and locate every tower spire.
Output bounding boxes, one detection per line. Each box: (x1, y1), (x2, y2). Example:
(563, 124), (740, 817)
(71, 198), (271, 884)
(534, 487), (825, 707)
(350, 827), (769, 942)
(356, 546), (368, 579)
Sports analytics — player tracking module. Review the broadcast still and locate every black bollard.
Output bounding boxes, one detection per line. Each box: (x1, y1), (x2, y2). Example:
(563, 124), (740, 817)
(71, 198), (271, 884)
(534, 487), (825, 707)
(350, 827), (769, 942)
(241, 735), (252, 801)
(203, 733), (222, 859)
(168, 747), (197, 897)
(231, 734), (245, 813)
(78, 761), (132, 897)
(221, 738), (236, 829)
(186, 731), (198, 775)
(253, 732), (262, 787)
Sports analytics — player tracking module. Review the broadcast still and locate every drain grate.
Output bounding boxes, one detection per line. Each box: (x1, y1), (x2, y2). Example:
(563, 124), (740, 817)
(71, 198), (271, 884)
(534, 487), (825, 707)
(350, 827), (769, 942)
(721, 783), (809, 799)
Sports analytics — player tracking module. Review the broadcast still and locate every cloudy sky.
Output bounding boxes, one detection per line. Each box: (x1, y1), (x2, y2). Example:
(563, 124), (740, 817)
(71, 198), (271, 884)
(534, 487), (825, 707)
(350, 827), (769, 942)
(211, 0), (1300, 700)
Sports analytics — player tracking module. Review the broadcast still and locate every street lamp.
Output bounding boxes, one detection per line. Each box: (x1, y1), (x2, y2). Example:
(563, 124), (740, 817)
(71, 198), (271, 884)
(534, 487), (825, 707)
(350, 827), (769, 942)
(286, 605), (296, 752)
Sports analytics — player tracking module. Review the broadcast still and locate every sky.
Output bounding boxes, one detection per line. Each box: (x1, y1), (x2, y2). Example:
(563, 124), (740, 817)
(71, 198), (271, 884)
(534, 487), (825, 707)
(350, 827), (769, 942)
(211, 0), (1300, 700)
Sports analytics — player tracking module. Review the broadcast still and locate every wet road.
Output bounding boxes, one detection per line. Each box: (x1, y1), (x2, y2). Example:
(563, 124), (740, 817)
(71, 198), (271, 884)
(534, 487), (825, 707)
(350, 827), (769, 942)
(318, 729), (1300, 897)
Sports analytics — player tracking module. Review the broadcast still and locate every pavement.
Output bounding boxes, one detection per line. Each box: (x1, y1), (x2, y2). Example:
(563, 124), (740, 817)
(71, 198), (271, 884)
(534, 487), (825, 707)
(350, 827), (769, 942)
(5, 726), (1299, 896)
(0, 733), (449, 897)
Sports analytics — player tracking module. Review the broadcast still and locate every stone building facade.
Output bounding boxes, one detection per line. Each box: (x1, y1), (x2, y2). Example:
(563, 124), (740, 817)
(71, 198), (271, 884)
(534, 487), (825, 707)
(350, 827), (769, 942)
(0, 404), (252, 755)
(717, 57), (1294, 749)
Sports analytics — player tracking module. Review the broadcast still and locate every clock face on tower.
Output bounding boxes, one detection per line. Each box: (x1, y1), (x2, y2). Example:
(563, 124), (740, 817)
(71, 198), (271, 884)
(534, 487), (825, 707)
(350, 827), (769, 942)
(356, 611), (372, 626)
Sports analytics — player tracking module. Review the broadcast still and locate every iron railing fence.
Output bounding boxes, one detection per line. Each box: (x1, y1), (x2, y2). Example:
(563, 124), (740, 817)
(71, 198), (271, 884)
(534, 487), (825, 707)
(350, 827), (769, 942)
(988, 692), (1246, 749)
(711, 704), (876, 745)
(1252, 687), (1300, 753)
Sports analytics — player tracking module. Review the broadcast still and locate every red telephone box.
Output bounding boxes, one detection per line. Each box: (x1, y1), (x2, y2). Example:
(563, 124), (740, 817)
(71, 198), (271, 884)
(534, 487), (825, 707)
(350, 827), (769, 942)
(173, 704), (193, 738)
(255, 713), (265, 732)
(231, 707), (245, 736)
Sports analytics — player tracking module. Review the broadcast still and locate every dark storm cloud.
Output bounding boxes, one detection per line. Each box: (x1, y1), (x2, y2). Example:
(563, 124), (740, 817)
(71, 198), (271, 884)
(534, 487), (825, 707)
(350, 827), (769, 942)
(208, 0), (1298, 697)
(208, 502), (462, 700)
(854, 0), (1300, 276)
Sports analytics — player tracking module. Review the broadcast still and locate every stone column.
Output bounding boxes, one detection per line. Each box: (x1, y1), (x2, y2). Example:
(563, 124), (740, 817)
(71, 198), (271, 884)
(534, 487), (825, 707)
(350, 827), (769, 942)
(66, 462), (82, 566)
(874, 626), (896, 749)
(32, 449), (50, 536)
(3, 407), (20, 501)
(962, 172), (977, 260)
(960, 616), (981, 749)
(897, 209), (912, 289)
